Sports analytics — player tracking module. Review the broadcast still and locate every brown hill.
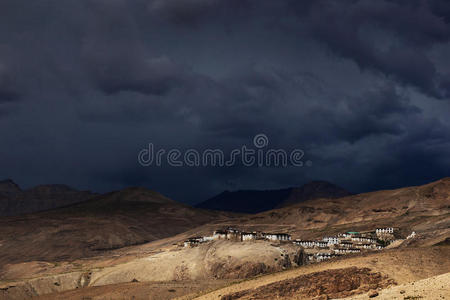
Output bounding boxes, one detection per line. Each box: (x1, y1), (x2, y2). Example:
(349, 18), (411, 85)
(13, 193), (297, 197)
(0, 180), (96, 217)
(267, 177), (449, 225)
(0, 187), (236, 266)
(0, 178), (448, 300)
(196, 246), (450, 300)
(206, 178), (450, 246)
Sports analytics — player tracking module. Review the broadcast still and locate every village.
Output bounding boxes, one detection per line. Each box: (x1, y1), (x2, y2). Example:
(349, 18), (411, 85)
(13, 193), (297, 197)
(183, 227), (412, 263)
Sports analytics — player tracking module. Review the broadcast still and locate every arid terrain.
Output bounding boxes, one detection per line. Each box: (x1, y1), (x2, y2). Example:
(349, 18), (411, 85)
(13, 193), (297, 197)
(0, 187), (237, 265)
(0, 178), (449, 300)
(192, 246), (450, 300)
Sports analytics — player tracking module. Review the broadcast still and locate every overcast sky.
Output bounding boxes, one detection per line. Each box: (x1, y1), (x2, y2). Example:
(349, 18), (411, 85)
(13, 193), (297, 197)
(0, 0), (449, 204)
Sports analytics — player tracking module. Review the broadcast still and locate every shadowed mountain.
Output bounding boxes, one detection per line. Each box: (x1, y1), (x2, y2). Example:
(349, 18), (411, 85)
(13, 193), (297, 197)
(0, 187), (236, 265)
(195, 181), (351, 213)
(278, 181), (352, 208)
(226, 177), (450, 245)
(0, 179), (21, 198)
(0, 180), (96, 217)
(0, 179), (449, 300)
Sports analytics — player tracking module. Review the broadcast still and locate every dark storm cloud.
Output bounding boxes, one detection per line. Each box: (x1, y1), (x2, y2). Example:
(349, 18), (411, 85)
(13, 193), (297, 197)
(306, 84), (421, 143)
(84, 52), (185, 96)
(0, 0), (449, 203)
(0, 46), (19, 101)
(147, 0), (250, 26)
(303, 0), (450, 99)
(0, 74), (19, 103)
(430, 0), (450, 23)
(81, 0), (186, 96)
(147, 0), (450, 99)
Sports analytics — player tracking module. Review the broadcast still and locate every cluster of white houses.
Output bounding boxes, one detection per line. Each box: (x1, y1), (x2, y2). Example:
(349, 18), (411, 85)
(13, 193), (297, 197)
(183, 227), (397, 263)
(183, 228), (292, 247)
(295, 227), (396, 262)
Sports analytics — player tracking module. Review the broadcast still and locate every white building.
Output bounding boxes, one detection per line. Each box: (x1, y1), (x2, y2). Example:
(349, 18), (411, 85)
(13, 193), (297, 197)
(183, 237), (204, 247)
(294, 240), (315, 248)
(263, 233), (291, 241)
(226, 232), (241, 240)
(242, 232), (257, 241)
(342, 232), (360, 238)
(355, 243), (373, 249)
(323, 237), (340, 245)
(315, 241), (328, 248)
(202, 236), (214, 242)
(352, 237), (377, 243)
(376, 227), (394, 234)
(213, 230), (227, 240)
(315, 252), (334, 261)
(339, 242), (353, 248)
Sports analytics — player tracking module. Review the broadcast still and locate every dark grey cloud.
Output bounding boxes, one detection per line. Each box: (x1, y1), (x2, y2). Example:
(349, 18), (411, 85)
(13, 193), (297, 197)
(0, 47), (21, 103)
(304, 0), (450, 99)
(144, 0), (450, 99)
(0, 75), (19, 103)
(147, 0), (250, 26)
(0, 0), (448, 203)
(81, 0), (186, 96)
(305, 84), (421, 143)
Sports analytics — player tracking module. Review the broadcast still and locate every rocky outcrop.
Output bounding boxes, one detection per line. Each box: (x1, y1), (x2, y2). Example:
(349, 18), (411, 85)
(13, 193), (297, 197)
(221, 267), (396, 300)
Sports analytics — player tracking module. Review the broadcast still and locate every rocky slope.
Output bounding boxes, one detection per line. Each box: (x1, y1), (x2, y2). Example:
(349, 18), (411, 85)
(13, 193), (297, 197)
(342, 272), (450, 300)
(0, 187), (236, 265)
(220, 177), (450, 244)
(220, 267), (395, 300)
(194, 246), (450, 300)
(0, 240), (306, 299)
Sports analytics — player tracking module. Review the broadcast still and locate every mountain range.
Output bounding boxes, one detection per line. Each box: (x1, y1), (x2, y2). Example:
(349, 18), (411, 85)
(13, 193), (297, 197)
(0, 179), (95, 216)
(0, 177), (449, 300)
(195, 180), (352, 213)
(1, 177), (449, 266)
(0, 186), (235, 265)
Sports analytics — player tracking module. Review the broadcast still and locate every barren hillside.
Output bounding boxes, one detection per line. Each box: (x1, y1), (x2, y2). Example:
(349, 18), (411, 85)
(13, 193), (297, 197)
(0, 187), (236, 265)
(192, 246), (450, 300)
(210, 178), (450, 244)
(0, 178), (448, 300)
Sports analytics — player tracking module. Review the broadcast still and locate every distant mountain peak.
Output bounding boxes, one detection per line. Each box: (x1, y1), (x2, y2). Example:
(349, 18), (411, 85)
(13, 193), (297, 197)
(305, 180), (335, 185)
(26, 184), (80, 193)
(0, 178), (20, 187)
(279, 181), (351, 208)
(0, 180), (95, 217)
(0, 179), (22, 197)
(105, 186), (176, 205)
(196, 181), (350, 213)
